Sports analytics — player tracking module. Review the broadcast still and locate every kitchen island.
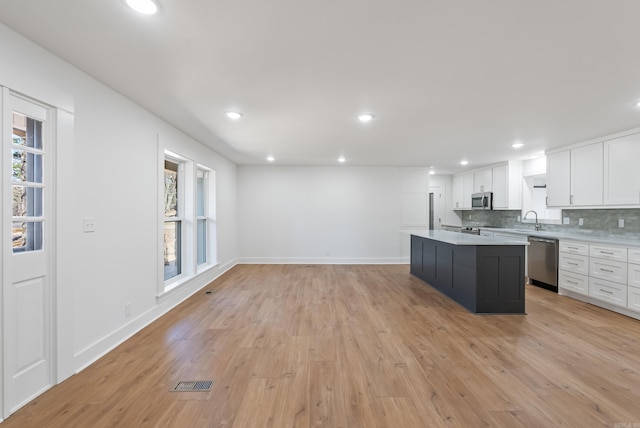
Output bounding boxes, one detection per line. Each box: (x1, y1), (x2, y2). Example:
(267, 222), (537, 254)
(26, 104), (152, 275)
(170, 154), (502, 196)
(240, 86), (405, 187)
(410, 230), (528, 314)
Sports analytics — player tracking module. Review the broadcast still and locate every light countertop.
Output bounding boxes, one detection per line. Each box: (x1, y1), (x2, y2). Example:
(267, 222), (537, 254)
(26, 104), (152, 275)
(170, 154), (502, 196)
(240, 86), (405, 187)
(409, 230), (529, 246)
(480, 227), (640, 248)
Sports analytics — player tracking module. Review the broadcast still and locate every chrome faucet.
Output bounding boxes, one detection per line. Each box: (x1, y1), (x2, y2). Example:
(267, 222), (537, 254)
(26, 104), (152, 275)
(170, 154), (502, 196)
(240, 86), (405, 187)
(524, 210), (541, 231)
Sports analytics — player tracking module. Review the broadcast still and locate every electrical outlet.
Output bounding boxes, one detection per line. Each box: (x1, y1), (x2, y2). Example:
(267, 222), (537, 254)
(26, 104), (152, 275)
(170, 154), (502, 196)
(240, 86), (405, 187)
(563, 217), (570, 225)
(619, 218), (625, 228)
(125, 302), (131, 318)
(578, 218), (584, 226)
(517, 215), (521, 222)
(83, 217), (96, 233)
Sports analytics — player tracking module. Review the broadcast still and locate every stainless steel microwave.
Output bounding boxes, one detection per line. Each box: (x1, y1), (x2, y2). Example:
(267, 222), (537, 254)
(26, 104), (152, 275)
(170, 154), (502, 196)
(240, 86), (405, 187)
(471, 192), (493, 210)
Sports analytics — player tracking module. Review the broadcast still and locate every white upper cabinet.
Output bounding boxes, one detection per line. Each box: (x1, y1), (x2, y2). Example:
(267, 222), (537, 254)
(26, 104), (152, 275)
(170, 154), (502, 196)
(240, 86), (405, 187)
(452, 174), (463, 209)
(571, 142), (603, 206)
(473, 168), (492, 193)
(547, 142), (603, 207)
(452, 172), (474, 209)
(492, 161), (523, 210)
(546, 150), (571, 206)
(603, 133), (640, 205)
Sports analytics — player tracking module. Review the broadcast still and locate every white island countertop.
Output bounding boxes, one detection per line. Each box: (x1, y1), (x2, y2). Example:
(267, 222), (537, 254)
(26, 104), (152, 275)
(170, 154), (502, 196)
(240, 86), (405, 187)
(410, 230), (529, 246)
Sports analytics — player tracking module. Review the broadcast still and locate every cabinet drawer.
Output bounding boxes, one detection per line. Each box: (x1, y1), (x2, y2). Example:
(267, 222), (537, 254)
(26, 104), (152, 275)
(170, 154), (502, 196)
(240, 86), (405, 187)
(629, 248), (640, 265)
(629, 263), (640, 288)
(560, 241), (589, 256)
(589, 258), (627, 284)
(559, 271), (588, 296)
(494, 233), (528, 242)
(589, 277), (627, 308)
(628, 286), (640, 313)
(589, 244), (627, 262)
(559, 253), (588, 275)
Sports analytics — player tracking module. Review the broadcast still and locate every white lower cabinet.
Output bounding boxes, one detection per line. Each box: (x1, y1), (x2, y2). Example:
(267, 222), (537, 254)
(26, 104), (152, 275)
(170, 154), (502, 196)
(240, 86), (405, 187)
(559, 252), (588, 275)
(589, 277), (627, 308)
(589, 258), (628, 284)
(559, 240), (640, 318)
(628, 286), (640, 312)
(559, 270), (588, 295)
(629, 263), (640, 288)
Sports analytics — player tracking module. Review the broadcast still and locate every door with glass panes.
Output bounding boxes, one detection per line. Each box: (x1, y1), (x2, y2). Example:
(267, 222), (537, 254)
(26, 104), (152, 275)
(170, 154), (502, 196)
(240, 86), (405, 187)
(2, 90), (54, 417)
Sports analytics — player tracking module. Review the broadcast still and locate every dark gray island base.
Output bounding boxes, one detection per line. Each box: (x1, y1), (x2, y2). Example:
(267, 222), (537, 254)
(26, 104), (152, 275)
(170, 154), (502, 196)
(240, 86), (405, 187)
(410, 231), (527, 314)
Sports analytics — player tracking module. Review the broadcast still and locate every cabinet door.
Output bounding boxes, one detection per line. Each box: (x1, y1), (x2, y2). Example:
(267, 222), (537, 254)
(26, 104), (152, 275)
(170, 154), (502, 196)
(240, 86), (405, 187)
(546, 150), (571, 206)
(492, 164), (507, 209)
(603, 133), (640, 205)
(462, 173), (474, 209)
(452, 175), (463, 209)
(473, 169), (492, 193)
(571, 142), (603, 206)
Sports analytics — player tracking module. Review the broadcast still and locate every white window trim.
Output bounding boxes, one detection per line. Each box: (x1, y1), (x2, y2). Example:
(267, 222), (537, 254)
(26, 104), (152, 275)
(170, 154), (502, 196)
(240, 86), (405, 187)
(158, 148), (218, 297)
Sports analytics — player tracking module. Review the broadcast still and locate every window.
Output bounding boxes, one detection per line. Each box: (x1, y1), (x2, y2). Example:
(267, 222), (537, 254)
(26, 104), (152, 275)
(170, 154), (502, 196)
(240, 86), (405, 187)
(196, 168), (207, 265)
(160, 149), (217, 293)
(164, 159), (182, 281)
(11, 112), (45, 253)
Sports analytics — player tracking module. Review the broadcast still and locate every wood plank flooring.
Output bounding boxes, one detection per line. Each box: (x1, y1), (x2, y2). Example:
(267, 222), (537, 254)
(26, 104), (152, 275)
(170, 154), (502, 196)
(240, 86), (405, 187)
(4, 264), (640, 427)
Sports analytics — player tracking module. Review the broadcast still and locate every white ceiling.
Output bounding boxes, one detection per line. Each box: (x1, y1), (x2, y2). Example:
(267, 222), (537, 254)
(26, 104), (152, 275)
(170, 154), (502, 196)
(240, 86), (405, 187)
(2, 1), (640, 173)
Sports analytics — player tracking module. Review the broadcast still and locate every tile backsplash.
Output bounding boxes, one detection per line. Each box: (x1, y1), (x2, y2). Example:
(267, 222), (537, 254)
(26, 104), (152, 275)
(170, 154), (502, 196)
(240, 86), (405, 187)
(461, 208), (640, 239)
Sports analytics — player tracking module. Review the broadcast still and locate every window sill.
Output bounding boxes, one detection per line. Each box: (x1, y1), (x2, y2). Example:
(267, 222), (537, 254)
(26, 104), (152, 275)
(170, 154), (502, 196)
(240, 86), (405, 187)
(156, 261), (221, 304)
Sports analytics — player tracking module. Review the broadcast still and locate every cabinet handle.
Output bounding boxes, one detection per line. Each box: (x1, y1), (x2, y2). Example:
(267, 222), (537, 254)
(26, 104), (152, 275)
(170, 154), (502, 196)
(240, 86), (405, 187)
(599, 251), (614, 255)
(599, 288), (614, 294)
(599, 268), (614, 273)
(567, 246), (578, 250)
(567, 280), (578, 285)
(546, 196), (548, 206)
(567, 262), (578, 266)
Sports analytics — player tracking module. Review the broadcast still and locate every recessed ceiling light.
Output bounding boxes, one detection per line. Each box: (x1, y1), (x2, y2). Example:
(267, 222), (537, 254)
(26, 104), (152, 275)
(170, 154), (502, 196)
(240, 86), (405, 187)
(512, 142), (524, 149)
(225, 111), (243, 120)
(125, 0), (159, 14)
(460, 160), (469, 166)
(429, 170), (435, 175)
(357, 113), (374, 123)
(636, 101), (640, 108)
(266, 155), (275, 162)
(338, 156), (347, 163)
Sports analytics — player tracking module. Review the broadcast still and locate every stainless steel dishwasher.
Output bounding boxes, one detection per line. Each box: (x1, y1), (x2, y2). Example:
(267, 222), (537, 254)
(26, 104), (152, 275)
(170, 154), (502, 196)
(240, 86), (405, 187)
(527, 236), (559, 291)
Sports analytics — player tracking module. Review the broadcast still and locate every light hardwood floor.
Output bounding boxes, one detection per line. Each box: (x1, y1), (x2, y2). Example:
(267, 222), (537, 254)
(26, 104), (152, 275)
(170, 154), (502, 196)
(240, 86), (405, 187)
(4, 264), (640, 427)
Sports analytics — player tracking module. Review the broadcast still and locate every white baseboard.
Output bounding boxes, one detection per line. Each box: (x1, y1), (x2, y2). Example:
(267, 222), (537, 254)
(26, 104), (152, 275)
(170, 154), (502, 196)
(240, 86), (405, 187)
(237, 257), (409, 265)
(72, 258), (237, 374)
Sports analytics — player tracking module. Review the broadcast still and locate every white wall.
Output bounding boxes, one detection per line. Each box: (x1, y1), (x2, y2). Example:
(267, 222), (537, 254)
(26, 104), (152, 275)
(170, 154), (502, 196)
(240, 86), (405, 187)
(0, 22), (237, 388)
(237, 166), (409, 263)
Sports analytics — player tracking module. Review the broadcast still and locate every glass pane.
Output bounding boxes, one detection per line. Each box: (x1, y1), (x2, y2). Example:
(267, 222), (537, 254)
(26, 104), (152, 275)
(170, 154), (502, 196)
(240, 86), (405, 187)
(196, 170), (205, 217)
(164, 221), (181, 280)
(12, 221), (43, 253)
(12, 150), (43, 183)
(164, 161), (178, 217)
(12, 114), (43, 149)
(197, 219), (207, 265)
(12, 186), (43, 217)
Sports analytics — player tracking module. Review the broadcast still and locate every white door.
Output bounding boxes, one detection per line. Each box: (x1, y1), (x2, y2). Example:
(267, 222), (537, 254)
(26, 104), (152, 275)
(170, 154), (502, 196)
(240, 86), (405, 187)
(2, 90), (54, 417)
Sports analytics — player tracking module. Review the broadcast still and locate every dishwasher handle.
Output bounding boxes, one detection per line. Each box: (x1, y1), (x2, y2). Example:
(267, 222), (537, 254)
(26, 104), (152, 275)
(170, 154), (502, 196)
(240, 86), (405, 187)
(528, 237), (556, 244)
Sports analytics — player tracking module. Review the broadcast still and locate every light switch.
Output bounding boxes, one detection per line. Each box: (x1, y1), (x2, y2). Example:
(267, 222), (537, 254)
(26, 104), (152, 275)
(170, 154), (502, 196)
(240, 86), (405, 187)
(578, 218), (584, 226)
(83, 217), (96, 233)
(619, 218), (625, 228)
